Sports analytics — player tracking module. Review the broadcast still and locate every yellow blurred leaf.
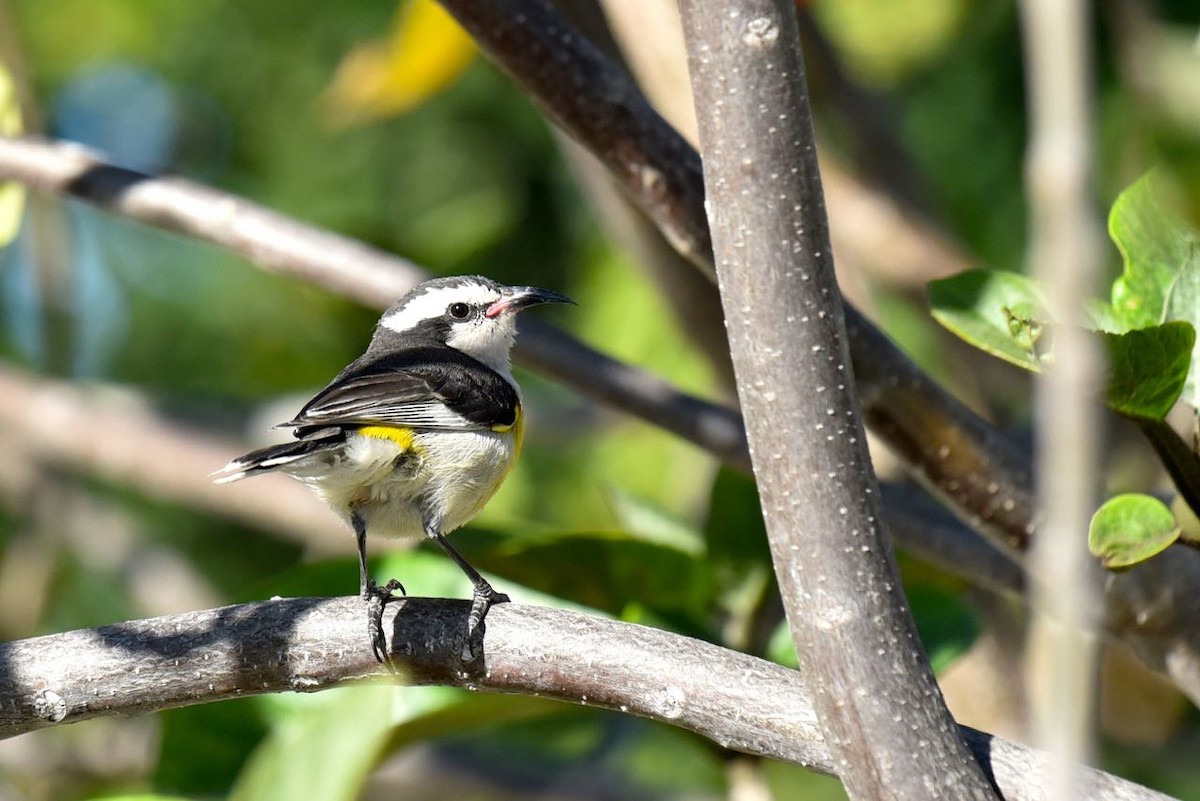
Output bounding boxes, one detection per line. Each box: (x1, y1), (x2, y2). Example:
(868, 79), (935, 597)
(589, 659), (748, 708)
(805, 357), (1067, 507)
(0, 62), (25, 248)
(324, 0), (477, 125)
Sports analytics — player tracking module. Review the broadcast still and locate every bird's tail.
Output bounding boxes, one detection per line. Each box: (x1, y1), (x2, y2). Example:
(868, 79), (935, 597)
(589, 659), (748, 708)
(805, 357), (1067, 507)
(211, 432), (342, 484)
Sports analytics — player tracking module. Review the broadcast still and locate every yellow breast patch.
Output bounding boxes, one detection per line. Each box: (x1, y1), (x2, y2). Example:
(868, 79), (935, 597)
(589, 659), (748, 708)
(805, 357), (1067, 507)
(358, 425), (417, 451)
(491, 405), (525, 457)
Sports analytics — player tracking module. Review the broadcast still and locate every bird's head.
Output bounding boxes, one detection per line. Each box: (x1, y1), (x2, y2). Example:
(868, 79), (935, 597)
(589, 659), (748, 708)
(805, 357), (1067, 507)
(376, 275), (573, 373)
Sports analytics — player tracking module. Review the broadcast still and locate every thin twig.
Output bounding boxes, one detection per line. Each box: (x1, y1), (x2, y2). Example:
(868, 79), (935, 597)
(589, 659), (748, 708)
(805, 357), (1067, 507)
(0, 363), (343, 553)
(0, 597), (1175, 801)
(1018, 0), (1105, 794)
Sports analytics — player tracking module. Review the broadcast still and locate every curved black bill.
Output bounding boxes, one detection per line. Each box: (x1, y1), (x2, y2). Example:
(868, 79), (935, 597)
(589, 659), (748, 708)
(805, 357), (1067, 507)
(486, 286), (576, 317)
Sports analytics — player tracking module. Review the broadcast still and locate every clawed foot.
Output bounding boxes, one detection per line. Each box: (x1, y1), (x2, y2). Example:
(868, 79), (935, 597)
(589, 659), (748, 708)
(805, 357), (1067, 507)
(364, 578), (405, 663)
(462, 583), (510, 660)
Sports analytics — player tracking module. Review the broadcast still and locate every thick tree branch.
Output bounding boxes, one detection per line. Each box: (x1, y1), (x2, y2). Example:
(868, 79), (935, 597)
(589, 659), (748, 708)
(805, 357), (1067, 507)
(678, 2), (996, 797)
(0, 598), (1173, 801)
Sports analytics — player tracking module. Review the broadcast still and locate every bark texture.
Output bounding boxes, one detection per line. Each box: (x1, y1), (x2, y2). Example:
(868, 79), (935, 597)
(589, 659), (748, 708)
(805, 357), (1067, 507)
(677, 3), (998, 797)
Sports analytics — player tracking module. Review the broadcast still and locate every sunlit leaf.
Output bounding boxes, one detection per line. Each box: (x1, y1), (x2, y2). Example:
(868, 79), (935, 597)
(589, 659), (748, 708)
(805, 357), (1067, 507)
(1108, 171), (1200, 406)
(454, 526), (715, 621)
(231, 685), (398, 801)
(84, 796), (193, 801)
(325, 0), (477, 124)
(1102, 322), (1195, 421)
(928, 269), (1049, 372)
(604, 484), (705, 556)
(155, 700), (267, 796)
(1089, 494), (1180, 569)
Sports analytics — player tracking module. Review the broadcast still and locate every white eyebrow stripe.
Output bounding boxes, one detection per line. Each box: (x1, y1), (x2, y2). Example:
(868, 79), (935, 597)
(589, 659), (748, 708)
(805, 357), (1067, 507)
(381, 284), (500, 334)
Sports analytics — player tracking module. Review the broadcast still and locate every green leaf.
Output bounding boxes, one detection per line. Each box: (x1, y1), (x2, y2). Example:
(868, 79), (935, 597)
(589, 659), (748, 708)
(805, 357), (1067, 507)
(1088, 494), (1181, 569)
(457, 526), (715, 622)
(85, 796), (194, 801)
(1102, 322), (1196, 420)
(603, 484), (705, 556)
(703, 467), (771, 570)
(928, 269), (1050, 372)
(1108, 171), (1200, 406)
(231, 685), (399, 801)
(906, 583), (980, 673)
(0, 61), (25, 247)
(154, 699), (267, 796)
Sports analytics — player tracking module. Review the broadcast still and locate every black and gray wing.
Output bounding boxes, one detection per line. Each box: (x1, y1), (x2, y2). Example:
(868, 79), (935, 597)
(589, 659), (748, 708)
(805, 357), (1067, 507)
(284, 346), (519, 434)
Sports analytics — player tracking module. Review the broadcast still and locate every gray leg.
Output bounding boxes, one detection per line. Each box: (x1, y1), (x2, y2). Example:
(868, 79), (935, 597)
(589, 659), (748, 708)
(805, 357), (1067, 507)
(352, 510), (404, 663)
(424, 522), (509, 657)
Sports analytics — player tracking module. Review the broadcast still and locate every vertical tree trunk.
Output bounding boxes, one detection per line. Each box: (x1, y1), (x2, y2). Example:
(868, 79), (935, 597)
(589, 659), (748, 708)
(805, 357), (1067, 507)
(677, 2), (999, 798)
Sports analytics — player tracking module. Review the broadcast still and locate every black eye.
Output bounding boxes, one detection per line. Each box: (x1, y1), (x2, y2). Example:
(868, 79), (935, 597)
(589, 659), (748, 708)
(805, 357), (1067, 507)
(448, 302), (471, 320)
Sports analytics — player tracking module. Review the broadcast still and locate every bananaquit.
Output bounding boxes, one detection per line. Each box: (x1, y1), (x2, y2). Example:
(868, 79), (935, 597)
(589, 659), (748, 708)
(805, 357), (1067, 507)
(215, 275), (573, 661)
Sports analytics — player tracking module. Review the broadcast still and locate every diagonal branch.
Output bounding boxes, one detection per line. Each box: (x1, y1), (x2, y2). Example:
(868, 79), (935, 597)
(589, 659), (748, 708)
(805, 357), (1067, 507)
(0, 135), (750, 472)
(0, 597), (1174, 801)
(0, 362), (343, 552)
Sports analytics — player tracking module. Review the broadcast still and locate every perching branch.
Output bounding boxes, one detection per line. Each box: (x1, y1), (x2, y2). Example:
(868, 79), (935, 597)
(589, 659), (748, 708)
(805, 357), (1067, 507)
(677, 2), (995, 797)
(0, 597), (1174, 801)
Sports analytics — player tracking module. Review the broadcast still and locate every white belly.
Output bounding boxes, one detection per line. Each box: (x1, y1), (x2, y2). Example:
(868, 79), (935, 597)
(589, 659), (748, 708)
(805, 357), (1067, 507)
(285, 428), (516, 541)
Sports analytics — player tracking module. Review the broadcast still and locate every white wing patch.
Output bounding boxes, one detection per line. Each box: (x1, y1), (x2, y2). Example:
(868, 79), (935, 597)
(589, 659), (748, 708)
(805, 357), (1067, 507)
(301, 400), (482, 431)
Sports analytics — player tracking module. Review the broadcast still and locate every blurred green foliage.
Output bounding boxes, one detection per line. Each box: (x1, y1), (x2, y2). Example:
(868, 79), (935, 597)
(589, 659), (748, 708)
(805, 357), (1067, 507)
(0, 0), (1198, 799)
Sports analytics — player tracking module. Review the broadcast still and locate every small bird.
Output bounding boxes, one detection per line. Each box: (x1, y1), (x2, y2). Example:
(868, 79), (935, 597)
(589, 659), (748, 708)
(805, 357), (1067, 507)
(214, 275), (573, 661)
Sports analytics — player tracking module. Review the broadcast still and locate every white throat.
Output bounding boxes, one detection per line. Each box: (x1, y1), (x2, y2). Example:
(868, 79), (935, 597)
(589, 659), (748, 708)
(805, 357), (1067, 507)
(448, 317), (518, 381)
